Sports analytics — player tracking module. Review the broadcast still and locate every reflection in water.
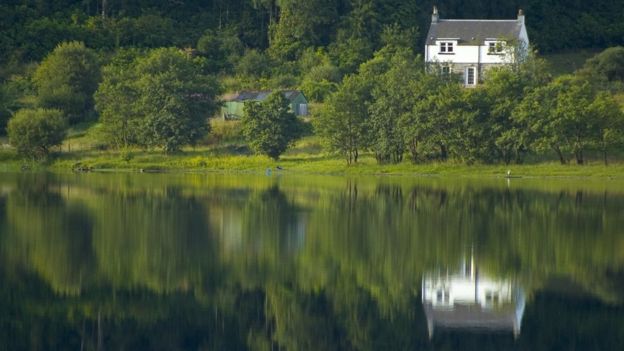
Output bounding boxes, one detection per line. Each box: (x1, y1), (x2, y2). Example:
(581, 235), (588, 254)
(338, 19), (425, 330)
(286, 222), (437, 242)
(422, 251), (525, 338)
(1, 172), (624, 350)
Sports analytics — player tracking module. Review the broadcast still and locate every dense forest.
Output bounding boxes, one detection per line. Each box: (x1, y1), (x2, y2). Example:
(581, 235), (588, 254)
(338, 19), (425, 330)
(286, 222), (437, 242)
(1, 0), (624, 165)
(1, 0), (624, 67)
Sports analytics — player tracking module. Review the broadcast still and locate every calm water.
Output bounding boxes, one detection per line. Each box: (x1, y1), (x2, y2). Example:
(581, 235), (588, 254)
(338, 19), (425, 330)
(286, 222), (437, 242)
(1, 172), (624, 350)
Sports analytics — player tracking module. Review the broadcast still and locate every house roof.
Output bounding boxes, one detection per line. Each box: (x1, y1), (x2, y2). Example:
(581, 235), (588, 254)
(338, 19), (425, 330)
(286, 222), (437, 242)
(222, 90), (304, 103)
(423, 304), (520, 331)
(426, 20), (523, 45)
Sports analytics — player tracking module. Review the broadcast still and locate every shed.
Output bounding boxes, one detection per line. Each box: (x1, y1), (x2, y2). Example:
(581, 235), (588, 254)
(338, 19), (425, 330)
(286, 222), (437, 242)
(221, 90), (308, 120)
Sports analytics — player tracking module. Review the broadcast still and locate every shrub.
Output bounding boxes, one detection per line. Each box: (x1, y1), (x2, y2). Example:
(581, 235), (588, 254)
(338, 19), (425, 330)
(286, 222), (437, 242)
(7, 108), (66, 159)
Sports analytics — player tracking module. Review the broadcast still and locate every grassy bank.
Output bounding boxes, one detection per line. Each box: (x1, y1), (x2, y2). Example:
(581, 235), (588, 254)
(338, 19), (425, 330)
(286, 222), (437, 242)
(2, 147), (624, 178)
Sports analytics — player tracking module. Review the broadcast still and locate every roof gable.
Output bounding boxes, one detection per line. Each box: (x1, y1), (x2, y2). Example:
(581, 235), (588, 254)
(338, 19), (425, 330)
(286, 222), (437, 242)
(426, 19), (523, 46)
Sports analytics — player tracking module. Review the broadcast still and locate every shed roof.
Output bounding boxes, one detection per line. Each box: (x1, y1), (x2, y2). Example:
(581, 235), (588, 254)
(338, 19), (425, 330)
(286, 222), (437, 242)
(222, 90), (304, 103)
(426, 20), (523, 45)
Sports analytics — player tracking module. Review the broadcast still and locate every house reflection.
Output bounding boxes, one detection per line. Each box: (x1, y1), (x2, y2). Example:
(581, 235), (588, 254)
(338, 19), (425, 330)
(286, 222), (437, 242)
(421, 253), (525, 338)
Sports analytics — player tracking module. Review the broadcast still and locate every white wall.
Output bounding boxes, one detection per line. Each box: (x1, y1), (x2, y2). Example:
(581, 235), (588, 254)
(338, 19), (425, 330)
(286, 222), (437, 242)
(426, 42), (479, 64)
(426, 44), (510, 64)
(422, 275), (514, 307)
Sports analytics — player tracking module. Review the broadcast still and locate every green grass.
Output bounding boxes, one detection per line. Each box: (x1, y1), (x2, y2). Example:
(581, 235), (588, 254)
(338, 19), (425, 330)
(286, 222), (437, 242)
(27, 148), (624, 178)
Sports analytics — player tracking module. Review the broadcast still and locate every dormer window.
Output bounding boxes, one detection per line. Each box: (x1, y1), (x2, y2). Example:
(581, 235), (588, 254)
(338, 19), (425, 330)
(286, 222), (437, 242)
(488, 41), (504, 54)
(439, 42), (454, 54)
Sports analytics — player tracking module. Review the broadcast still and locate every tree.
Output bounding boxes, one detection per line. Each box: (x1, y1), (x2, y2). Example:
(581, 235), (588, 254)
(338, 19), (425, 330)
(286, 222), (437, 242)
(269, 0), (338, 61)
(196, 29), (244, 73)
(95, 48), (221, 152)
(33, 41), (100, 124)
(316, 74), (373, 164)
(241, 91), (303, 160)
(368, 48), (421, 163)
(300, 64), (341, 102)
(94, 49), (143, 148)
(134, 48), (220, 152)
(7, 108), (66, 159)
(588, 92), (624, 165)
(514, 75), (601, 164)
(235, 49), (273, 80)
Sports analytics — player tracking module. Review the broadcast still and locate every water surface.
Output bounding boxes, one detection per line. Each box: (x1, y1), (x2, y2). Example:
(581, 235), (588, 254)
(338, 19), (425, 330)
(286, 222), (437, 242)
(1, 172), (623, 350)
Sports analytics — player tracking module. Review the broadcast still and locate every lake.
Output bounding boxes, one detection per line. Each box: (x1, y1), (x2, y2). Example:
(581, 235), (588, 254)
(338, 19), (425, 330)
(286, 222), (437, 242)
(0, 172), (623, 350)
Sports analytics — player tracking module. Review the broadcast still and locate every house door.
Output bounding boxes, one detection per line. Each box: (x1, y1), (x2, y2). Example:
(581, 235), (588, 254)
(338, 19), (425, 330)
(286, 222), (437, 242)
(298, 103), (308, 116)
(465, 67), (477, 86)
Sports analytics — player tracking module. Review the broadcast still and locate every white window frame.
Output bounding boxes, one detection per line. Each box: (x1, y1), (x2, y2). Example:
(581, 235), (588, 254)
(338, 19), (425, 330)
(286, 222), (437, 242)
(439, 41), (454, 54)
(441, 66), (451, 75)
(465, 67), (477, 86)
(487, 41), (505, 54)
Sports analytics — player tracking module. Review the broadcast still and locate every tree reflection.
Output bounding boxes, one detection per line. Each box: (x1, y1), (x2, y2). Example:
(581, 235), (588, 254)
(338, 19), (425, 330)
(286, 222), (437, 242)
(0, 173), (623, 349)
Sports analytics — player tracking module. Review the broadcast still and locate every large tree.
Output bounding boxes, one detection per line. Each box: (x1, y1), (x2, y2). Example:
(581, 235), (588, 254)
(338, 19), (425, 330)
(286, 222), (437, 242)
(241, 91), (303, 160)
(514, 75), (603, 164)
(95, 48), (221, 152)
(33, 41), (100, 124)
(316, 74), (373, 164)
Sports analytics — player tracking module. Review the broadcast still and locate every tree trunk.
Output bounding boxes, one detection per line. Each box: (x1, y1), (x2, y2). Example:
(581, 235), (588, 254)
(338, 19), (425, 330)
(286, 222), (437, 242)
(408, 139), (418, 163)
(575, 149), (584, 165)
(101, 0), (107, 18)
(439, 143), (448, 161)
(554, 146), (566, 165)
(603, 148), (608, 166)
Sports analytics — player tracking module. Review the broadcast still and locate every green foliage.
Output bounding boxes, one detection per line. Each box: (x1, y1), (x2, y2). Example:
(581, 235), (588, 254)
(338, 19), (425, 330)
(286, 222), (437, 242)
(242, 91), (303, 159)
(513, 75), (606, 164)
(579, 47), (624, 91)
(196, 29), (244, 73)
(368, 48), (422, 163)
(235, 49), (273, 80)
(300, 64), (341, 102)
(7, 108), (66, 159)
(95, 48), (221, 152)
(269, 0), (339, 61)
(94, 49), (143, 148)
(33, 41), (100, 124)
(316, 74), (373, 164)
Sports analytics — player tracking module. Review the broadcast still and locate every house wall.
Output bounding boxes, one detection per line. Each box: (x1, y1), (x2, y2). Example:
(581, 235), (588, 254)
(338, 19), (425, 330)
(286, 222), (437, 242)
(426, 44), (510, 64)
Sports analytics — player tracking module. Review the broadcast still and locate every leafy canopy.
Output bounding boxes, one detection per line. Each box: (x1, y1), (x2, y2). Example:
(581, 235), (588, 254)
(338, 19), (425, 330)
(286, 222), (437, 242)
(95, 48), (221, 152)
(242, 91), (303, 160)
(33, 41), (100, 124)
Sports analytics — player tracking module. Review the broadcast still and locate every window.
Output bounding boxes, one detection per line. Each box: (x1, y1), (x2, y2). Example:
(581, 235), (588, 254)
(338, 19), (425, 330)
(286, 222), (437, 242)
(485, 291), (500, 305)
(466, 67), (476, 86)
(439, 42), (454, 54)
(441, 66), (450, 75)
(488, 42), (504, 54)
(436, 289), (450, 303)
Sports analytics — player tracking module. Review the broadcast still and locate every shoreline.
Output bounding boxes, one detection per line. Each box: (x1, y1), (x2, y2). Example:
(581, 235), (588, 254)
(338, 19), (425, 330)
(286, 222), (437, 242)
(2, 151), (624, 178)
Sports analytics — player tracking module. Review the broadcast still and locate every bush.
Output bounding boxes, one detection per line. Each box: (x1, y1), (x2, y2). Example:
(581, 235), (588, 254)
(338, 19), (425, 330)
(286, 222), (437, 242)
(7, 108), (66, 159)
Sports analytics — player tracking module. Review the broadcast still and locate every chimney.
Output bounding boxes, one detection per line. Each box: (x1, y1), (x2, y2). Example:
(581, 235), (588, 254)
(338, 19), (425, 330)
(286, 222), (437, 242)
(517, 9), (525, 24)
(432, 6), (439, 23)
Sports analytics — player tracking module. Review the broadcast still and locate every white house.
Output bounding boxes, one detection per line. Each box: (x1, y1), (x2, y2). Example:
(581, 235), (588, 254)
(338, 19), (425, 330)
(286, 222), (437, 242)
(424, 7), (530, 86)
(421, 254), (525, 338)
